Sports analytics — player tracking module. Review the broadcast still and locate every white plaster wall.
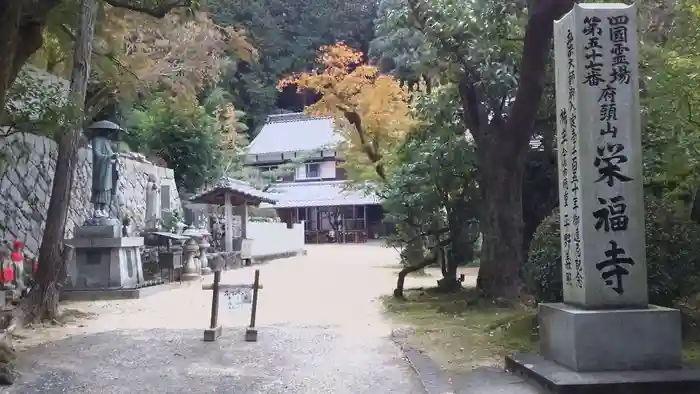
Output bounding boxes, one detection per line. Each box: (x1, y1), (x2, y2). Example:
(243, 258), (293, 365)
(246, 221), (305, 258)
(295, 164), (307, 179)
(0, 132), (182, 259)
(320, 161), (336, 178)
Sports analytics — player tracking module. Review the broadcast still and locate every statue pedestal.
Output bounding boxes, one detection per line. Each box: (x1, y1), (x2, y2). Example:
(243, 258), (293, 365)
(65, 224), (145, 290)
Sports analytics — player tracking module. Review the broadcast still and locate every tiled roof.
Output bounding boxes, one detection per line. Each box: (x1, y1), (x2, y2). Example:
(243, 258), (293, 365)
(262, 181), (380, 208)
(247, 112), (343, 155)
(190, 177), (276, 205)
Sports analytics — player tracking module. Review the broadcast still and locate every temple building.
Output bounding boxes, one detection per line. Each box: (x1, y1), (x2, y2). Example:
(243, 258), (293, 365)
(245, 113), (382, 243)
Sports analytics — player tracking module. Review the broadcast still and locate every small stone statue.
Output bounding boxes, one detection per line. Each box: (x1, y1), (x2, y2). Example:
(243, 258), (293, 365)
(122, 217), (132, 237)
(210, 216), (224, 250)
(145, 174), (161, 229)
(87, 120), (126, 220)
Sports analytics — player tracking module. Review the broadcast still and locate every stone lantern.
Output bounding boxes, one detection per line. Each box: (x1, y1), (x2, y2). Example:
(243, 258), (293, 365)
(181, 237), (201, 282)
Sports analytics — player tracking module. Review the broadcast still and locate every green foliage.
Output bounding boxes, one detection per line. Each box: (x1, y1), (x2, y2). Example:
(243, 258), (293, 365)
(1, 67), (79, 174)
(391, 0), (526, 101)
(522, 210), (562, 303)
(369, 0), (437, 85)
(208, 0), (377, 131)
(640, 0), (700, 200)
(125, 97), (223, 193)
(525, 198), (700, 307)
(221, 67), (280, 134)
(3, 67), (71, 135)
(163, 210), (184, 233)
(382, 83), (479, 264)
(233, 151), (305, 192)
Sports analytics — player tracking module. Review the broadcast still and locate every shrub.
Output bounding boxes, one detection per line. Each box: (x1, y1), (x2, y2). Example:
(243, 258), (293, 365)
(523, 212), (562, 303)
(126, 97), (223, 193)
(524, 197), (700, 307)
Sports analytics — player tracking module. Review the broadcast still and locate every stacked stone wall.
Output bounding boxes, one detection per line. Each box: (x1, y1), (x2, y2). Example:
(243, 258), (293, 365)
(0, 132), (182, 259)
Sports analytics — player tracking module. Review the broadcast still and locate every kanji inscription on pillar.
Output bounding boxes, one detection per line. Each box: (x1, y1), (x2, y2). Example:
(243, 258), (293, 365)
(554, 3), (647, 308)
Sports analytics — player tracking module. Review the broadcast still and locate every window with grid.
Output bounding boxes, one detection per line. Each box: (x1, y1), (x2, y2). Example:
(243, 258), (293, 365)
(305, 163), (321, 178)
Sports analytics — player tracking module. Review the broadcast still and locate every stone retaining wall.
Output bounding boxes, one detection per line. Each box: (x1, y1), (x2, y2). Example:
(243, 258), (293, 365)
(0, 132), (181, 259)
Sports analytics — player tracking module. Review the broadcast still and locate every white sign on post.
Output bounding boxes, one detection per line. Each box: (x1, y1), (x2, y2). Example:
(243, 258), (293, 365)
(219, 288), (253, 314)
(554, 3), (647, 309)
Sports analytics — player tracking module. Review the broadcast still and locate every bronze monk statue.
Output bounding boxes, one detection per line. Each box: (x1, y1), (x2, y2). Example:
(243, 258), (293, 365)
(87, 120), (125, 219)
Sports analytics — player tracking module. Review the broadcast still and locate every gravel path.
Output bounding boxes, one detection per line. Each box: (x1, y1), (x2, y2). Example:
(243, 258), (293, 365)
(6, 244), (441, 393)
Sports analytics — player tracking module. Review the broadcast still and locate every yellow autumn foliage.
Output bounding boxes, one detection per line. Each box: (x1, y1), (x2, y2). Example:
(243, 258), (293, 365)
(215, 102), (249, 151)
(278, 43), (413, 183)
(33, 9), (255, 108)
(97, 9), (256, 107)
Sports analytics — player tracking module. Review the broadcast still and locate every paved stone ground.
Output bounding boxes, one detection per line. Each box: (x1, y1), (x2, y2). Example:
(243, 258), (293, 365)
(7, 244), (436, 393)
(452, 368), (543, 394)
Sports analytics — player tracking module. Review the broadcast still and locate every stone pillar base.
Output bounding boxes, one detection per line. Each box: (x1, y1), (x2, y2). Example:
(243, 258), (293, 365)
(539, 303), (682, 372)
(245, 328), (258, 342)
(506, 352), (700, 394)
(203, 325), (222, 342)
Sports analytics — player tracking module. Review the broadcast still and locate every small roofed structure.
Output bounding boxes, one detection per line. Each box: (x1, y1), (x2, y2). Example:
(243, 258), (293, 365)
(190, 177), (276, 254)
(190, 177), (275, 206)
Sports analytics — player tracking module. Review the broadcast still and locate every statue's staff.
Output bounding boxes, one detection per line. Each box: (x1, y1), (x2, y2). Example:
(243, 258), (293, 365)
(111, 151), (121, 218)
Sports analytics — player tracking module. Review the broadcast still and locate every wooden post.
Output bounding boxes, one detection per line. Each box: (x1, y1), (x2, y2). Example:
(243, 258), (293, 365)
(209, 270), (221, 329)
(235, 203), (250, 266)
(245, 269), (261, 342)
(203, 258), (224, 342)
(202, 262), (262, 342)
(224, 192), (233, 253)
(239, 203), (248, 239)
(363, 204), (367, 242)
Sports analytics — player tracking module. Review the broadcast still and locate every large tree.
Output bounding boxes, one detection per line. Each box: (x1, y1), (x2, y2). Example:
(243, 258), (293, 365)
(395, 0), (574, 299)
(0, 0), (193, 122)
(279, 43), (413, 184)
(383, 83), (481, 296)
(1, 0), (196, 321)
(32, 0), (99, 322)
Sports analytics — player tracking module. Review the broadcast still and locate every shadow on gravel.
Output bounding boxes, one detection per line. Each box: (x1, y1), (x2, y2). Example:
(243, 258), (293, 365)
(10, 328), (281, 393)
(8, 326), (424, 394)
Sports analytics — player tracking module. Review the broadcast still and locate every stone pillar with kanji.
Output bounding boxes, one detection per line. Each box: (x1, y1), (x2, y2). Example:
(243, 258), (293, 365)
(506, 4), (700, 390)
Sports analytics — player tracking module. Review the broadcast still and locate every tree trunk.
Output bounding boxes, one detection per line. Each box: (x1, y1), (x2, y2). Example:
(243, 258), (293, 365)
(468, 1), (575, 300)
(32, 0), (98, 322)
(522, 149), (558, 254)
(476, 135), (527, 299)
(394, 253), (437, 299)
(0, 2), (22, 123)
(0, 2), (58, 122)
(437, 244), (461, 292)
(437, 212), (467, 292)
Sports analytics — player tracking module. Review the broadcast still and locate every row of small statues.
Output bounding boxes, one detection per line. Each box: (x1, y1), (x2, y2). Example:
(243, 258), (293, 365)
(0, 241), (34, 294)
